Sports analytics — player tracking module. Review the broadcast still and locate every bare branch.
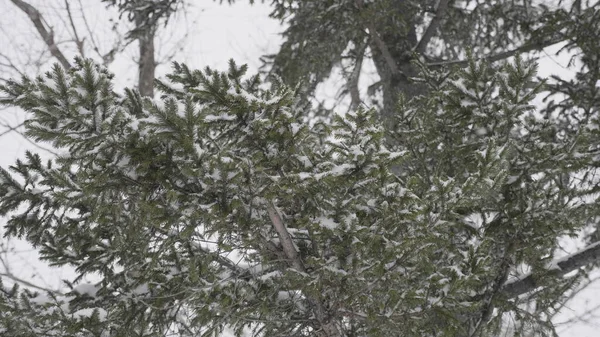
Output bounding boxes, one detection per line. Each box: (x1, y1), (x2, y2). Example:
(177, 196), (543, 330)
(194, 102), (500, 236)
(369, 28), (399, 75)
(548, 274), (600, 321)
(0, 271), (64, 296)
(266, 203), (305, 272)
(266, 202), (342, 335)
(355, 0), (399, 76)
(0, 121), (25, 138)
(9, 0), (72, 69)
(556, 294), (600, 332)
(64, 0), (85, 57)
(0, 53), (26, 78)
(502, 242), (600, 298)
(414, 0), (450, 55)
(0, 247), (64, 296)
(0, 119), (59, 156)
(76, 0), (127, 66)
(428, 37), (566, 68)
(348, 39), (368, 110)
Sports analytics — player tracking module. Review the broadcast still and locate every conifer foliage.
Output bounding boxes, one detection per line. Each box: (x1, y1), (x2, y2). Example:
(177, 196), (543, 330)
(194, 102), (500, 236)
(0, 54), (599, 337)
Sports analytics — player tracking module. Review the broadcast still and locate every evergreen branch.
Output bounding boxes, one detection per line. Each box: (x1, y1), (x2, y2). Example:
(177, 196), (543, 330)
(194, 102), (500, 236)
(470, 242), (514, 336)
(9, 0), (72, 69)
(414, 0), (450, 55)
(0, 120), (59, 156)
(427, 37), (566, 68)
(502, 241), (600, 298)
(189, 241), (252, 280)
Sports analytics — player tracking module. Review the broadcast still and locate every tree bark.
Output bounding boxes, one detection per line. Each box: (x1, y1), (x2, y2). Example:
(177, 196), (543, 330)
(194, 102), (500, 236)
(360, 0), (427, 122)
(502, 241), (600, 298)
(267, 203), (342, 337)
(135, 16), (156, 97)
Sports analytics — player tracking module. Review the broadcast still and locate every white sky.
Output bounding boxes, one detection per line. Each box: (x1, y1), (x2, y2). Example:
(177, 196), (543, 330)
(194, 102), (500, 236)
(0, 1), (599, 336)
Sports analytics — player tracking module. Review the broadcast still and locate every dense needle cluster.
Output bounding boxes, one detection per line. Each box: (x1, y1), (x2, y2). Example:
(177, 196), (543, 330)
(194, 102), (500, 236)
(0, 55), (598, 337)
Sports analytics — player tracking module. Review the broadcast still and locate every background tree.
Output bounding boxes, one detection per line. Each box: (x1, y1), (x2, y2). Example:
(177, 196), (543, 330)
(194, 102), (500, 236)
(100, 0), (183, 96)
(8, 0), (183, 96)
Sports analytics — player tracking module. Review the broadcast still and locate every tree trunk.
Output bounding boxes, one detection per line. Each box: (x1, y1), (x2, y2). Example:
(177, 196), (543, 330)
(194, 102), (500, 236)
(135, 17), (156, 97)
(367, 1), (426, 122)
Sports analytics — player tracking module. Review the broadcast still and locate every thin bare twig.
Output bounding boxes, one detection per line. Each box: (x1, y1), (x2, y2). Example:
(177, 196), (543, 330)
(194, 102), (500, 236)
(0, 119), (59, 156)
(0, 271), (64, 296)
(428, 37), (566, 68)
(0, 247), (64, 296)
(556, 300), (600, 333)
(0, 53), (26, 78)
(0, 121), (25, 138)
(76, 0), (127, 65)
(9, 0), (72, 69)
(64, 0), (85, 57)
(548, 274), (600, 321)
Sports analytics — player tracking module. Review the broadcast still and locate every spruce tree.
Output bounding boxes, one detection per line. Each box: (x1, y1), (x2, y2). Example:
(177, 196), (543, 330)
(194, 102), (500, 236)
(258, 0), (600, 122)
(0, 46), (598, 337)
(0, 0), (600, 336)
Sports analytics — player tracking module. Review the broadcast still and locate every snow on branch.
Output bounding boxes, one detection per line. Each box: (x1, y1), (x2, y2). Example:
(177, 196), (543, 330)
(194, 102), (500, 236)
(502, 241), (600, 298)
